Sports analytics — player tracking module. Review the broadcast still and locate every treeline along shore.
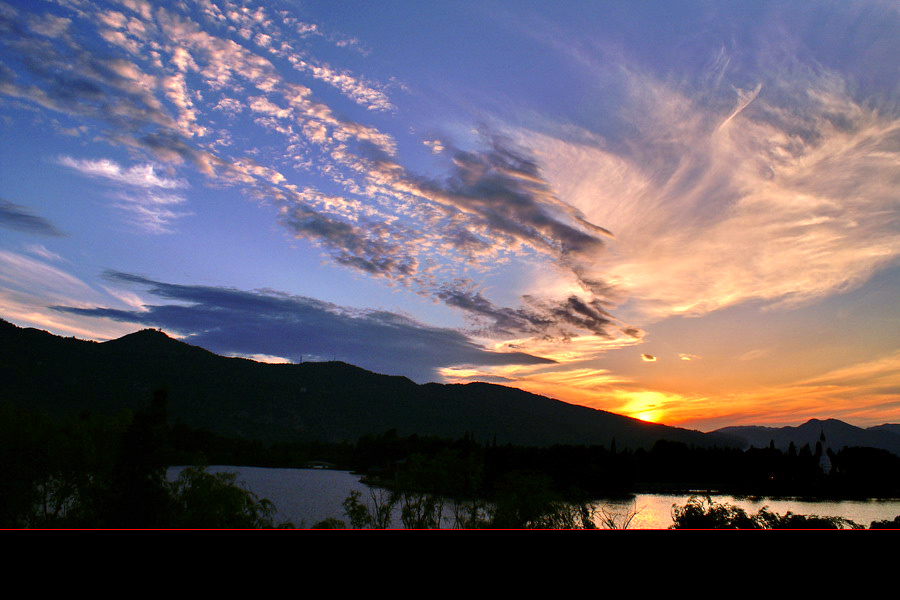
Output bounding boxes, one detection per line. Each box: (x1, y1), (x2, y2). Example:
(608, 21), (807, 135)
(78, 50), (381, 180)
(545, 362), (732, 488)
(4, 392), (900, 528)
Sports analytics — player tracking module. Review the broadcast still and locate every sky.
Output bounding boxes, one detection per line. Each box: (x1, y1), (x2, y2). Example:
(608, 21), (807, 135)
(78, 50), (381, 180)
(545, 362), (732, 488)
(1, 0), (898, 431)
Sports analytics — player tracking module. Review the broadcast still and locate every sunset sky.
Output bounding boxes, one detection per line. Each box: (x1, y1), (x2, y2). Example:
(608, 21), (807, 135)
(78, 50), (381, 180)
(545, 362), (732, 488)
(1, 0), (898, 431)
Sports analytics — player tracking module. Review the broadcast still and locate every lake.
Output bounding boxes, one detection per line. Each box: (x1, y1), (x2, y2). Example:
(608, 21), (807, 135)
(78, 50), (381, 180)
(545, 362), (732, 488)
(168, 466), (900, 528)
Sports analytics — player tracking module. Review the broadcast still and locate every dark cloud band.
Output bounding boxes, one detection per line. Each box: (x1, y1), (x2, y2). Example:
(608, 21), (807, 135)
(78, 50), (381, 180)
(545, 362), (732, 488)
(0, 199), (65, 237)
(52, 271), (554, 382)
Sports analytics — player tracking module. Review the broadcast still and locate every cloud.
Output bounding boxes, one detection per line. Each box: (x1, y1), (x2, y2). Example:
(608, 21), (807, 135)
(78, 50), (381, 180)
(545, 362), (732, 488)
(0, 249), (135, 340)
(2, 1), (630, 347)
(0, 10), (177, 132)
(739, 348), (772, 362)
(439, 363), (635, 409)
(0, 249), (91, 299)
(288, 56), (394, 112)
(59, 156), (186, 188)
(33, 1), (895, 389)
(0, 199), (65, 236)
(424, 139), (444, 154)
(429, 270), (628, 342)
(400, 138), (612, 262)
(57, 156), (191, 233)
(529, 61), (900, 323)
(328, 135), (630, 341)
(110, 191), (191, 234)
(205, 0), (394, 110)
(272, 134), (629, 341)
(641, 354), (657, 362)
(25, 244), (63, 261)
(52, 271), (555, 382)
(26, 13), (72, 38)
(279, 202), (419, 279)
(436, 367), (517, 384)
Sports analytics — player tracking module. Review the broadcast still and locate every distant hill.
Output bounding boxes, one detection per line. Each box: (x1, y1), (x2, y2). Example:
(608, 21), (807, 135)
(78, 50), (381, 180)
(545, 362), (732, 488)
(715, 419), (900, 456)
(869, 424), (900, 437)
(1, 318), (739, 449)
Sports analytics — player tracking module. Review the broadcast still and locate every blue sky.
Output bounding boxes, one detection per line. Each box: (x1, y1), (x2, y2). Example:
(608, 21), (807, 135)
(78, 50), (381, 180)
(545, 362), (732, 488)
(1, 0), (898, 430)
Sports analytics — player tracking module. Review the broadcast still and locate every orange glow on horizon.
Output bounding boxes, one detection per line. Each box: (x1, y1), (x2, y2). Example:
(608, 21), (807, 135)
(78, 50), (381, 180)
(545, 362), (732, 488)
(441, 350), (900, 431)
(633, 410), (663, 423)
(618, 391), (670, 424)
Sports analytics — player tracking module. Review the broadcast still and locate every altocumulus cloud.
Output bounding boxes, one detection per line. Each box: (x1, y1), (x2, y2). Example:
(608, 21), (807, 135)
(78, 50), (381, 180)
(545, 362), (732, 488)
(0, 0), (626, 344)
(52, 271), (554, 382)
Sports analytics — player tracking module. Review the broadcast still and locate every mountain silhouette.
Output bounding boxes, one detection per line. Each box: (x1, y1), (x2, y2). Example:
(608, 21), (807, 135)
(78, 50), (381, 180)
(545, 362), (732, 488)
(715, 418), (900, 456)
(869, 424), (900, 437)
(2, 318), (740, 449)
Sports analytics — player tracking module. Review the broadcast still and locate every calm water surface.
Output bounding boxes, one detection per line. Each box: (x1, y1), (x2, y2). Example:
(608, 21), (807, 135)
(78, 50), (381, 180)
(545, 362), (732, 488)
(597, 494), (900, 529)
(168, 465), (370, 527)
(168, 466), (900, 528)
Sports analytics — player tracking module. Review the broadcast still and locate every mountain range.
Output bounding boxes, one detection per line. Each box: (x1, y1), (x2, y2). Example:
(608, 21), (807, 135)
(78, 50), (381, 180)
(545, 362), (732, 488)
(2, 318), (736, 449)
(714, 419), (900, 456)
(3, 318), (898, 454)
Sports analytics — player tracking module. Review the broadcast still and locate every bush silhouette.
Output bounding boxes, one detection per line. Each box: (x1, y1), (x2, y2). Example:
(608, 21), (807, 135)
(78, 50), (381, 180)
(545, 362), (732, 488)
(166, 466), (282, 528)
(671, 496), (862, 529)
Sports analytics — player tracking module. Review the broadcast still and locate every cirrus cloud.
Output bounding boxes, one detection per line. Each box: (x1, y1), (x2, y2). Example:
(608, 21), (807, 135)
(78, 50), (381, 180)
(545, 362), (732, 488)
(59, 156), (186, 188)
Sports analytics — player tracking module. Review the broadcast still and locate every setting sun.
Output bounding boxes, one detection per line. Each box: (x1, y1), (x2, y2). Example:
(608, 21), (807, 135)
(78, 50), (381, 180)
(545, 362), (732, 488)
(633, 411), (663, 424)
(619, 392), (669, 424)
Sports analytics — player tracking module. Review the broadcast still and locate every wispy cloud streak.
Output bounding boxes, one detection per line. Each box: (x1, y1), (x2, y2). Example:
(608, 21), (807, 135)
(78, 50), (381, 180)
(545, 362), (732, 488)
(529, 63), (900, 323)
(58, 156), (191, 232)
(59, 156), (186, 188)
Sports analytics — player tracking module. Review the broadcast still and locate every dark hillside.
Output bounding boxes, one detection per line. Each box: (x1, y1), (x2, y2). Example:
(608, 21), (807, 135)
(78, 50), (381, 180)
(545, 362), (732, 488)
(716, 418), (900, 456)
(1, 318), (737, 449)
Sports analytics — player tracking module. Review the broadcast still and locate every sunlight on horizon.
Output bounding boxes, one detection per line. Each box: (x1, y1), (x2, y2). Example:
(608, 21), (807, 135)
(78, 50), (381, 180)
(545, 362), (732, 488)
(620, 391), (667, 424)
